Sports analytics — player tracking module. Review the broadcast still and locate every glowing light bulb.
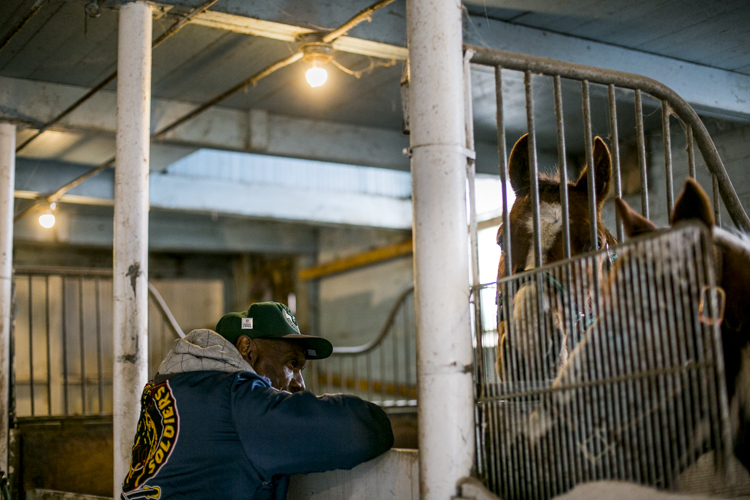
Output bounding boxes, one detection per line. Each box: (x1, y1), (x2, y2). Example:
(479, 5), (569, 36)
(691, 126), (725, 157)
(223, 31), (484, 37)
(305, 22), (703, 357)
(39, 213), (55, 229)
(306, 65), (328, 88)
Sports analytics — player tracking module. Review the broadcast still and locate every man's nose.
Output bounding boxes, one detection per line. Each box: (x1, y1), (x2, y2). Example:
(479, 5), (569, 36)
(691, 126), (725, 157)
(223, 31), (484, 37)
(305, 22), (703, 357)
(290, 371), (305, 393)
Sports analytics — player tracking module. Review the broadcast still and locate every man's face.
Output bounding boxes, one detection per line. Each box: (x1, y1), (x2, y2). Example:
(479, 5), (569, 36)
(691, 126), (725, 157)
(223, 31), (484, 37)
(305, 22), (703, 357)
(237, 336), (307, 393)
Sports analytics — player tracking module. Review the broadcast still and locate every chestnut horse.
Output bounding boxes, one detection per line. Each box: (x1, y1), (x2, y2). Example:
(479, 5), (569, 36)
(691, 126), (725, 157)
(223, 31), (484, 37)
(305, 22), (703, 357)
(496, 134), (616, 382)
(615, 178), (750, 475)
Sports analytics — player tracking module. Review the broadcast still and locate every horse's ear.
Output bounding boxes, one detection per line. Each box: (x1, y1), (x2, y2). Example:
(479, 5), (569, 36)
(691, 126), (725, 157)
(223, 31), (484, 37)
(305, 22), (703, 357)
(671, 177), (714, 228)
(575, 137), (613, 201)
(616, 197), (656, 237)
(508, 134), (530, 195)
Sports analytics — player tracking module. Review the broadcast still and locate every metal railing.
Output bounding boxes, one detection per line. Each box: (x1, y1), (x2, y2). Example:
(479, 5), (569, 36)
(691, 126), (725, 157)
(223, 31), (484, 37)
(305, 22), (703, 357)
(11, 266), (183, 418)
(463, 46), (748, 497)
(309, 284), (416, 408)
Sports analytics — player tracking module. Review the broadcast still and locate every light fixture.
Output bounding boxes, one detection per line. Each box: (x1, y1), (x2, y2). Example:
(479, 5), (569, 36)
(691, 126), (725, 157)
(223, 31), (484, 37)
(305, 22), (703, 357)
(305, 63), (328, 88)
(38, 202), (57, 229)
(299, 34), (334, 89)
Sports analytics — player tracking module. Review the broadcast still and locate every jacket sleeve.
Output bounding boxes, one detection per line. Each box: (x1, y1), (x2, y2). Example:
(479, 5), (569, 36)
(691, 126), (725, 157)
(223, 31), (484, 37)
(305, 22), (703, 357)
(230, 373), (394, 479)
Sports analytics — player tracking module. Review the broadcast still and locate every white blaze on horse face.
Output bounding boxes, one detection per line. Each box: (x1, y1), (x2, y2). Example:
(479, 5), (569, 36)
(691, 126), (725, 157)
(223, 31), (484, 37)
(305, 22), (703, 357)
(523, 201), (563, 271)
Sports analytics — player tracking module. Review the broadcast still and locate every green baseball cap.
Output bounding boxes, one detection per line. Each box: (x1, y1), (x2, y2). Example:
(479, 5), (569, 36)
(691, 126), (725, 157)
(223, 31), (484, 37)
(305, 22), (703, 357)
(215, 302), (333, 360)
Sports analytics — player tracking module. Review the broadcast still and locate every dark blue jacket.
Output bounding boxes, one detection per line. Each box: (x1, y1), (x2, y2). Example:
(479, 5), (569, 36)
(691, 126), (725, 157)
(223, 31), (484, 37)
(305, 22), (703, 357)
(120, 370), (394, 499)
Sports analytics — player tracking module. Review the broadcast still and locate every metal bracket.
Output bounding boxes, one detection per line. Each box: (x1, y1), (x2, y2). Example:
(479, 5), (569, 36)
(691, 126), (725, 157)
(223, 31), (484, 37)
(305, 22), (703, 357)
(402, 144), (476, 160)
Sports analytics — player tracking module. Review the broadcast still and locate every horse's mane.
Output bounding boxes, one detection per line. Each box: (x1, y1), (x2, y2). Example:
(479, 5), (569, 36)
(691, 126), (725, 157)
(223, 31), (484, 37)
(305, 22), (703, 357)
(714, 226), (750, 259)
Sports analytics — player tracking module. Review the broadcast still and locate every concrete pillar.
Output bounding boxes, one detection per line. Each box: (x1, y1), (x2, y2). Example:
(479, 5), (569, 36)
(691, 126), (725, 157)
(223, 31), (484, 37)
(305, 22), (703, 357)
(406, 0), (475, 499)
(113, 2), (151, 496)
(0, 123), (15, 474)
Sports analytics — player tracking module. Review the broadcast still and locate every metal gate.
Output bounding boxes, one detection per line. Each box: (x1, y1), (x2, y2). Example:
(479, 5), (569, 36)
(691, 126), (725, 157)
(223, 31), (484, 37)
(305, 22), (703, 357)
(464, 46), (748, 497)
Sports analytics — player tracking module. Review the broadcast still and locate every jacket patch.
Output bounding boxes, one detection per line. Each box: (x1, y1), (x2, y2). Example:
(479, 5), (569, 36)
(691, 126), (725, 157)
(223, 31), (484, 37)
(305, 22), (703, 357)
(122, 381), (180, 496)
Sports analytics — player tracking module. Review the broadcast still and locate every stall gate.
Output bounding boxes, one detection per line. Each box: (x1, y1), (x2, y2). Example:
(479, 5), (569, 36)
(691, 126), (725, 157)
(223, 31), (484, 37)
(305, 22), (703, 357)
(464, 46), (750, 497)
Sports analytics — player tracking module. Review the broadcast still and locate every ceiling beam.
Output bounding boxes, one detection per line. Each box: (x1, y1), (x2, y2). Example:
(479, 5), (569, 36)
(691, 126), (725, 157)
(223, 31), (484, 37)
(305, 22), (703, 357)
(464, 17), (750, 120)
(14, 159), (413, 230)
(189, 10), (408, 61)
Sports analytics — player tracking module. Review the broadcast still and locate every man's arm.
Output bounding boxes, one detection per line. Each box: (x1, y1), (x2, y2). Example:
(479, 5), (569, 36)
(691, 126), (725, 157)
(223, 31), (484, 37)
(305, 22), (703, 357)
(230, 374), (394, 478)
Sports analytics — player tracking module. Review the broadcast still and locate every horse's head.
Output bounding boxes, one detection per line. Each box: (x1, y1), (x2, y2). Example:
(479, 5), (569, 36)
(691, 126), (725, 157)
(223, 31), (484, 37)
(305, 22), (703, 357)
(616, 178), (750, 475)
(497, 134), (616, 279)
(496, 134), (616, 382)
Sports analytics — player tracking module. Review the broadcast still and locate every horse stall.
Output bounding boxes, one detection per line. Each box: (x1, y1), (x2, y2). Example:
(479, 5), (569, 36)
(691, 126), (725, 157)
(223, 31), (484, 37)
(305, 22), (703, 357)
(462, 46), (750, 498)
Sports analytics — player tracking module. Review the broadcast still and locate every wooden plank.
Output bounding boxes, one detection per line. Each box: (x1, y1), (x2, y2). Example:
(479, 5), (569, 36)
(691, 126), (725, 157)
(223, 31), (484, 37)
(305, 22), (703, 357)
(316, 372), (418, 399)
(299, 239), (412, 281)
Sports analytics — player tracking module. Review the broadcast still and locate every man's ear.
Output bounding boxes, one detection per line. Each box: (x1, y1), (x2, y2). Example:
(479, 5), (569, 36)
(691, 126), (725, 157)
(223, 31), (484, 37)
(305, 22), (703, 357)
(671, 177), (714, 228)
(575, 137), (612, 201)
(235, 335), (257, 365)
(508, 134), (531, 196)
(616, 197), (656, 238)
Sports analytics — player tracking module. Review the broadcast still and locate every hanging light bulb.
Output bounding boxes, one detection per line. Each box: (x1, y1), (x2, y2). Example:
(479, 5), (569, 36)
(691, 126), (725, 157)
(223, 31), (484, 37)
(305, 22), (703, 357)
(38, 202), (56, 229)
(305, 61), (328, 88)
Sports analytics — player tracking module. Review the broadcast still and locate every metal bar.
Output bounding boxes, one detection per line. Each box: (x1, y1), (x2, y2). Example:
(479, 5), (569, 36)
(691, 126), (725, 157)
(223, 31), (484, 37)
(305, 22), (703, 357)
(113, 4), (152, 495)
(525, 71), (543, 268)
(661, 100), (674, 213)
(712, 175), (722, 227)
(321, 0), (396, 43)
(687, 126), (696, 179)
(147, 282), (184, 339)
(0, 123), (16, 466)
(468, 45), (750, 231)
(581, 80), (599, 250)
(45, 276), (51, 416)
(27, 276), (34, 416)
(635, 90), (650, 219)
(495, 66), (512, 278)
(96, 277), (103, 414)
(0, 0), (47, 53)
(554, 76), (572, 259)
(62, 277), (69, 415)
(79, 277), (86, 414)
(608, 84), (624, 241)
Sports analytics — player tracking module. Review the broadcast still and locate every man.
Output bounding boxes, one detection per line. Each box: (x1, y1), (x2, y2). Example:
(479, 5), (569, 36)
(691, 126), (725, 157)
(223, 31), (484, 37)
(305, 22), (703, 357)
(121, 302), (394, 500)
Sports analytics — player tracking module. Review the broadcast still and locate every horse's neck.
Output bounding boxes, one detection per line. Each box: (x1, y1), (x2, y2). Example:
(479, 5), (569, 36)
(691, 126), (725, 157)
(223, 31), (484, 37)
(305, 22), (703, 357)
(714, 228), (750, 332)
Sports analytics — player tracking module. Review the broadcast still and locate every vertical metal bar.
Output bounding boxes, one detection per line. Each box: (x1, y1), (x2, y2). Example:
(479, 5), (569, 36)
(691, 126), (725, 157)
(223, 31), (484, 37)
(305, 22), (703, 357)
(366, 351), (372, 402)
(113, 3), (152, 493)
(496, 66), (512, 277)
(96, 277), (104, 414)
(661, 100), (674, 213)
(635, 90), (650, 219)
(27, 276), (34, 416)
(62, 276), (69, 415)
(581, 80), (599, 250)
(464, 50), (484, 392)
(45, 276), (51, 416)
(524, 71), (543, 268)
(686, 126), (696, 179)
(79, 277), (86, 414)
(712, 175), (722, 227)
(554, 76), (571, 259)
(608, 85), (624, 241)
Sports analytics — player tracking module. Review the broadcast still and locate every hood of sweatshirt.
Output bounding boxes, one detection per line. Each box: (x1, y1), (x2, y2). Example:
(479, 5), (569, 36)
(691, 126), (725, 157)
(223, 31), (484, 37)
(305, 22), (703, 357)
(156, 329), (256, 376)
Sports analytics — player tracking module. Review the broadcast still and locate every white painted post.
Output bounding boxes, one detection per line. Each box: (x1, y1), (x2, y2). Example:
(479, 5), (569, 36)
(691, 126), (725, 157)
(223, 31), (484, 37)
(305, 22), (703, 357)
(0, 123), (15, 475)
(406, 0), (475, 499)
(113, 2), (151, 496)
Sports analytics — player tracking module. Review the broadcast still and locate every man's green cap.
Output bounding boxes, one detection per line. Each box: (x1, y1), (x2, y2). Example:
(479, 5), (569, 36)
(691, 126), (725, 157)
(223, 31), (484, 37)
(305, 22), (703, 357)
(215, 302), (333, 360)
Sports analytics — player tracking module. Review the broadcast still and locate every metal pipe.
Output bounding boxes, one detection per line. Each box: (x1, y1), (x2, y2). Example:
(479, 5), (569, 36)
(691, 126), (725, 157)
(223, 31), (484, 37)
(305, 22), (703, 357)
(79, 277), (86, 413)
(321, 0), (396, 43)
(635, 90), (649, 219)
(45, 276), (51, 415)
(687, 126), (696, 179)
(467, 45), (750, 231)
(661, 100), (674, 213)
(525, 71), (543, 268)
(28, 276), (34, 416)
(0, 122), (15, 468)
(495, 66), (512, 278)
(113, 3), (152, 496)
(608, 84), (624, 241)
(554, 76), (572, 259)
(712, 175), (722, 227)
(581, 80), (599, 250)
(407, 0), (474, 496)
(0, 0), (47, 53)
